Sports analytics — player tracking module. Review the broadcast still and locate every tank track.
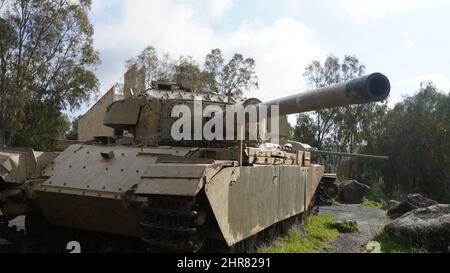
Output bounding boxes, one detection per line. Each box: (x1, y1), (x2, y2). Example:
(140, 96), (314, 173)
(140, 195), (207, 252)
(0, 195), (320, 253)
(139, 193), (320, 253)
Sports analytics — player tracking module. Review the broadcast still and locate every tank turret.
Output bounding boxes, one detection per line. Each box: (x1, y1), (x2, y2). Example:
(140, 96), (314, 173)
(102, 73), (390, 146)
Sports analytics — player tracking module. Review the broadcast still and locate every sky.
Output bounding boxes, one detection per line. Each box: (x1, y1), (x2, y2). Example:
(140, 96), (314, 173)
(77, 0), (450, 119)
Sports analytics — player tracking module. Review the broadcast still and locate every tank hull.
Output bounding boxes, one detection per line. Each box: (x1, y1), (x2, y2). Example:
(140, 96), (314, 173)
(1, 144), (324, 251)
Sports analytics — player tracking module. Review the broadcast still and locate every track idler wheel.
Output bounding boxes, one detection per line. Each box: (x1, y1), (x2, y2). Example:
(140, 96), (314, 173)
(323, 182), (340, 200)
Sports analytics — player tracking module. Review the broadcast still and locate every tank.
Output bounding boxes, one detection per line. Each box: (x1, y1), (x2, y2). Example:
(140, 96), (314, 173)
(0, 72), (390, 252)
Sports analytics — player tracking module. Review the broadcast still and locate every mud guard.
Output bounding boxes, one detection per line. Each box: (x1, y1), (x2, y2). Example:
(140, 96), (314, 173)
(205, 165), (324, 246)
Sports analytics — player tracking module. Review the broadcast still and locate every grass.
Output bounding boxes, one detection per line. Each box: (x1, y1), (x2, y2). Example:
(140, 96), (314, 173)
(366, 191), (387, 201)
(361, 198), (386, 209)
(361, 190), (390, 210)
(261, 214), (340, 253)
(372, 227), (428, 253)
(327, 199), (341, 206)
(329, 221), (360, 233)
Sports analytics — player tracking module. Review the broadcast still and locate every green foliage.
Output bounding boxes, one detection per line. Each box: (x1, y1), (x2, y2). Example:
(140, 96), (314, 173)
(261, 214), (340, 253)
(11, 102), (71, 150)
(126, 46), (161, 86)
(297, 55), (387, 177)
(360, 198), (386, 210)
(65, 116), (79, 140)
(376, 83), (450, 202)
(366, 190), (388, 201)
(373, 228), (428, 253)
(0, 0), (99, 150)
(126, 47), (258, 96)
(174, 56), (207, 92)
(297, 54), (450, 202)
(203, 48), (224, 93)
(293, 113), (318, 147)
(365, 241), (381, 253)
(219, 53), (258, 96)
(329, 222), (360, 233)
(327, 199), (341, 206)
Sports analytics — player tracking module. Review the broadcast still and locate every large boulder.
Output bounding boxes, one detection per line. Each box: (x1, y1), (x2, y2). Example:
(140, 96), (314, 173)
(384, 204), (450, 252)
(339, 179), (371, 203)
(387, 194), (438, 218)
(388, 200), (400, 209)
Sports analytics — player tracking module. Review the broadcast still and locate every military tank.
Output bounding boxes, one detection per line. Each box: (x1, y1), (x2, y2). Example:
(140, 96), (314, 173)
(0, 72), (390, 252)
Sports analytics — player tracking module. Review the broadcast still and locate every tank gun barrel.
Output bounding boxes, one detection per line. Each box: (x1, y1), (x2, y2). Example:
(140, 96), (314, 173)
(261, 73), (390, 115)
(311, 150), (388, 160)
(285, 140), (389, 160)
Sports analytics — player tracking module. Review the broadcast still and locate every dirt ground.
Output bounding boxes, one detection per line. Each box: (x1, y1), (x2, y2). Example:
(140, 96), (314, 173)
(320, 204), (388, 253)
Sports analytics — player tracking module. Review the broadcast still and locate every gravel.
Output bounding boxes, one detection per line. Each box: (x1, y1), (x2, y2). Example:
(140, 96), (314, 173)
(320, 204), (388, 253)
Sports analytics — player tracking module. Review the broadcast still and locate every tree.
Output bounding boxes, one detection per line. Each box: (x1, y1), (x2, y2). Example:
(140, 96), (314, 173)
(299, 55), (388, 177)
(13, 102), (71, 148)
(65, 116), (79, 140)
(126, 47), (259, 95)
(302, 56), (342, 150)
(203, 48), (224, 93)
(125, 46), (159, 87)
(126, 47), (177, 88)
(157, 52), (175, 81)
(378, 83), (450, 202)
(302, 55), (366, 150)
(293, 113), (318, 147)
(174, 55), (209, 92)
(0, 0), (99, 150)
(204, 49), (258, 96)
(298, 55), (450, 201)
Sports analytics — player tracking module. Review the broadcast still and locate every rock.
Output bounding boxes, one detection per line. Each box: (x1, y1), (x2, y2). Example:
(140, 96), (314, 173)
(387, 194), (438, 218)
(388, 200), (400, 209)
(339, 179), (371, 203)
(366, 241), (381, 253)
(384, 204), (450, 252)
(373, 197), (384, 204)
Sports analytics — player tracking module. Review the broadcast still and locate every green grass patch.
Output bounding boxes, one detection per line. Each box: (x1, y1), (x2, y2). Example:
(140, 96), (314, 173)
(361, 196), (390, 210)
(361, 198), (385, 209)
(372, 227), (428, 253)
(366, 191), (387, 201)
(362, 191), (391, 210)
(329, 221), (360, 233)
(328, 199), (341, 206)
(320, 198), (341, 206)
(261, 214), (340, 253)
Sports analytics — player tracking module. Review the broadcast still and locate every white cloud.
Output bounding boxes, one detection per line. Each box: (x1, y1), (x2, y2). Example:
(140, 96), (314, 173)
(223, 18), (324, 101)
(402, 32), (416, 53)
(338, 0), (433, 18)
(91, 0), (219, 92)
(90, 0), (325, 106)
(386, 73), (450, 106)
(399, 74), (450, 91)
(283, 0), (303, 12)
(203, 0), (233, 20)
